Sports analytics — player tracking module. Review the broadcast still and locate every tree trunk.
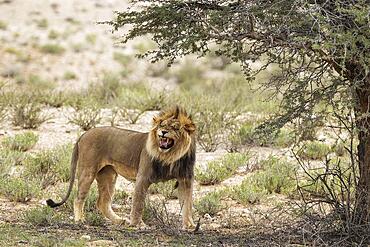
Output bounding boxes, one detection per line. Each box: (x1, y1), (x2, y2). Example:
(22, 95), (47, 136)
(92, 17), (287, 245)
(354, 81), (370, 224)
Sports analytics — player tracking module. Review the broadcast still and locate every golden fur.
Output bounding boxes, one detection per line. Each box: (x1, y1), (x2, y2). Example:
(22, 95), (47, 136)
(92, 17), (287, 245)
(46, 106), (196, 229)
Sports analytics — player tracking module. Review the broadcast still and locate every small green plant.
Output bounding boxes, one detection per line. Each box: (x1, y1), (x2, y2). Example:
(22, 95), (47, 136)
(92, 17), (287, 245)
(255, 156), (297, 194)
(86, 211), (105, 226)
(196, 153), (249, 185)
(63, 71), (77, 80)
(69, 103), (102, 131)
(194, 191), (224, 216)
(23, 206), (60, 226)
(48, 30), (59, 39)
(0, 150), (27, 173)
(0, 20), (7, 30)
(36, 18), (48, 29)
(0, 177), (41, 202)
(149, 180), (178, 199)
(229, 178), (267, 205)
(11, 98), (49, 129)
(113, 52), (131, 66)
(23, 144), (73, 187)
(85, 33), (97, 45)
(89, 73), (121, 104)
(39, 43), (65, 54)
(2, 131), (38, 151)
(298, 141), (331, 160)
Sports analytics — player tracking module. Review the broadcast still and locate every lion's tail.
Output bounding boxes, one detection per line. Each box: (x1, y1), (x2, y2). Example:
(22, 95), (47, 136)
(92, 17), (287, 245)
(46, 141), (79, 208)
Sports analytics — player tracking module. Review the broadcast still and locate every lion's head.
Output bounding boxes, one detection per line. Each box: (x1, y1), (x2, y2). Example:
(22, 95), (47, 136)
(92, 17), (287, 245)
(146, 106), (196, 165)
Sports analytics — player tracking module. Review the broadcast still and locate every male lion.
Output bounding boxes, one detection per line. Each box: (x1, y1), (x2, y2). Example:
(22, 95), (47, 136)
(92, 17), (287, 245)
(46, 106), (196, 229)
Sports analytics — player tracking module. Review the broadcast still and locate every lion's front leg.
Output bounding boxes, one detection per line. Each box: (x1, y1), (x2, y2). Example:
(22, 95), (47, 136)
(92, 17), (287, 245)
(178, 178), (195, 229)
(130, 177), (150, 227)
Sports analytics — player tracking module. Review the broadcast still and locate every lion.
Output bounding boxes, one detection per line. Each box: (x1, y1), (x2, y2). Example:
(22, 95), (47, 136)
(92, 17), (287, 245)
(46, 106), (196, 229)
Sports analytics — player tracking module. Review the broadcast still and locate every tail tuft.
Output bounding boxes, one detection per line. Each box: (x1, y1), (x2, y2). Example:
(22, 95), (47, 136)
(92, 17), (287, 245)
(46, 199), (60, 208)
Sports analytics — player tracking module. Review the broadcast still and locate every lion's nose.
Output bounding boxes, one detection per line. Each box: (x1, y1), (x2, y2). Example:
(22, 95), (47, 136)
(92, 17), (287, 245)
(160, 130), (168, 136)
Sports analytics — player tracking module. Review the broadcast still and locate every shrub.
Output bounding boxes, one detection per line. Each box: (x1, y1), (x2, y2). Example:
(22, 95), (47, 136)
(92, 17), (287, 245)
(194, 191), (224, 216)
(255, 156), (297, 194)
(36, 18), (48, 29)
(0, 20), (7, 30)
(0, 150), (27, 173)
(298, 141), (331, 160)
(69, 102), (102, 131)
(229, 178), (267, 205)
(89, 74), (121, 104)
(113, 52), (131, 66)
(48, 30), (59, 39)
(2, 131), (38, 151)
(23, 206), (60, 226)
(237, 121), (295, 148)
(63, 71), (77, 80)
(196, 153), (249, 185)
(10, 97), (49, 129)
(149, 180), (178, 199)
(39, 44), (65, 55)
(0, 177), (41, 202)
(86, 211), (105, 226)
(23, 144), (73, 187)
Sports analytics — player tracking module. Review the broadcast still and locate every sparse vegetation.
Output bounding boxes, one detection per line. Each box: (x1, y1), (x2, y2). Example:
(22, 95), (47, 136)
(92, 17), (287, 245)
(23, 206), (61, 226)
(196, 153), (249, 185)
(23, 144), (73, 187)
(0, 177), (41, 202)
(297, 141), (332, 160)
(0, 20), (7, 30)
(2, 131), (38, 152)
(149, 180), (177, 199)
(10, 97), (49, 129)
(63, 71), (77, 80)
(195, 190), (224, 216)
(69, 102), (102, 131)
(39, 43), (65, 55)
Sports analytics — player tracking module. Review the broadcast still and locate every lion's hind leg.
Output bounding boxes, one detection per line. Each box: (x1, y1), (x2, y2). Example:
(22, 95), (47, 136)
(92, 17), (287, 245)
(96, 166), (124, 224)
(74, 170), (95, 223)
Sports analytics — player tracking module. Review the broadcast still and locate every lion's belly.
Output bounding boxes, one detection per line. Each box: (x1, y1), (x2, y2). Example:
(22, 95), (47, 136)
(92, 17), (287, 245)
(111, 161), (138, 181)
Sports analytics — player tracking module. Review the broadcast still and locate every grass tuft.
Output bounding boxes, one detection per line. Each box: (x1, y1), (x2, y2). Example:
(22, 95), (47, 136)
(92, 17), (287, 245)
(2, 131), (38, 152)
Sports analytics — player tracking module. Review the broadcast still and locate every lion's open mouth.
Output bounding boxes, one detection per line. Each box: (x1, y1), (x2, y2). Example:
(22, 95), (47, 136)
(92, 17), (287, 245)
(159, 137), (174, 150)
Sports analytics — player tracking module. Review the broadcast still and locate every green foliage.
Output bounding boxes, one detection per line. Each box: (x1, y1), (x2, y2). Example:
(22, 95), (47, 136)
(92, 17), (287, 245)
(149, 180), (177, 199)
(298, 141), (332, 160)
(63, 71), (78, 80)
(36, 18), (48, 29)
(2, 131), (38, 152)
(194, 191), (224, 216)
(196, 153), (249, 185)
(255, 156), (297, 194)
(48, 30), (59, 39)
(0, 20), (7, 30)
(229, 156), (297, 204)
(113, 52), (132, 66)
(237, 120), (295, 148)
(39, 43), (65, 55)
(23, 144), (73, 187)
(0, 150), (27, 173)
(86, 211), (105, 226)
(10, 97), (49, 129)
(85, 33), (97, 45)
(69, 101), (102, 131)
(229, 178), (267, 205)
(89, 73), (122, 104)
(23, 206), (61, 226)
(0, 177), (41, 202)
